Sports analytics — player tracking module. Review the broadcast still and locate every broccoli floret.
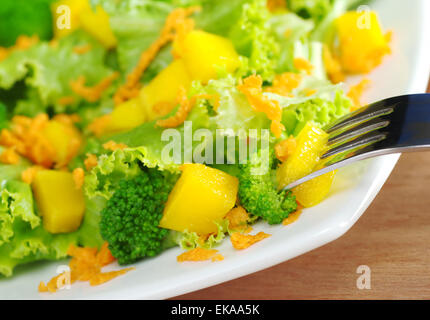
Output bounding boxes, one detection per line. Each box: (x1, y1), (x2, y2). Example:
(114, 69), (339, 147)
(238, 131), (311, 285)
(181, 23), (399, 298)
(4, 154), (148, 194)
(237, 150), (297, 225)
(99, 168), (177, 265)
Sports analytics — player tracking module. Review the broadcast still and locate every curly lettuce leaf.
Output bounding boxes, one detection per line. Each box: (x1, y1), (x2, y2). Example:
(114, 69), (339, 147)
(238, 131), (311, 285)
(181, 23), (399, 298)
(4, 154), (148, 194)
(0, 31), (115, 116)
(0, 180), (79, 277)
(163, 219), (229, 250)
(280, 90), (352, 136)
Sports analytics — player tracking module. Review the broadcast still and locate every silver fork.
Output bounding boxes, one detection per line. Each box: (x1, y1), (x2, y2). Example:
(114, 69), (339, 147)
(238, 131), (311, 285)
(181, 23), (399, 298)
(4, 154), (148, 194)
(283, 93), (430, 190)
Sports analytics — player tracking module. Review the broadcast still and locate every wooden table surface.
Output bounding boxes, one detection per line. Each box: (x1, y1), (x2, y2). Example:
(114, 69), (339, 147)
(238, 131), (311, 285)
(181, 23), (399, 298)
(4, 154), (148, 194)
(174, 80), (430, 300)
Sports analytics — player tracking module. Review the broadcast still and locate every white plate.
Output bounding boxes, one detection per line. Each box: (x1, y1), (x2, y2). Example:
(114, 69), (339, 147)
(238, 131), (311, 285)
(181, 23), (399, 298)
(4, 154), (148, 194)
(1, 0), (430, 300)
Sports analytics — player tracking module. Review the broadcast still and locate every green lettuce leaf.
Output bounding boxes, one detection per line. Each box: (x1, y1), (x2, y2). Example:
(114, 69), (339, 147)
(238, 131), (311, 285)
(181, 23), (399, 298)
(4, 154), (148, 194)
(0, 31), (116, 116)
(0, 0), (54, 47)
(0, 180), (78, 277)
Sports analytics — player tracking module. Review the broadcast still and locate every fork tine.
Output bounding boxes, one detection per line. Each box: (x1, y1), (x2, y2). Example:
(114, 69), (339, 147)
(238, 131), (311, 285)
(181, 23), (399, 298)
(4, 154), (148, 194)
(322, 131), (387, 159)
(328, 117), (390, 145)
(324, 101), (395, 133)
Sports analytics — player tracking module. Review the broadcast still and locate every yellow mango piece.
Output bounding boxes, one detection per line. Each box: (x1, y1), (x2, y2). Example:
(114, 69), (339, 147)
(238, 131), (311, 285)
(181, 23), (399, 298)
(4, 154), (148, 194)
(277, 123), (328, 189)
(336, 11), (391, 73)
(32, 170), (85, 234)
(159, 164), (239, 235)
(292, 171), (336, 207)
(43, 120), (82, 167)
(139, 59), (191, 121)
(175, 30), (240, 83)
(51, 0), (91, 38)
(104, 98), (146, 134)
(80, 5), (117, 48)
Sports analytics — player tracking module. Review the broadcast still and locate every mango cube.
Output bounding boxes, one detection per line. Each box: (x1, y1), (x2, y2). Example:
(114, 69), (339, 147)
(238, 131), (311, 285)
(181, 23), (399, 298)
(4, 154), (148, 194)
(175, 30), (240, 83)
(104, 98), (146, 134)
(32, 170), (85, 234)
(277, 123), (328, 189)
(43, 120), (82, 167)
(159, 164), (238, 235)
(139, 59), (191, 121)
(292, 171), (336, 207)
(51, 0), (91, 38)
(336, 11), (391, 73)
(80, 5), (117, 48)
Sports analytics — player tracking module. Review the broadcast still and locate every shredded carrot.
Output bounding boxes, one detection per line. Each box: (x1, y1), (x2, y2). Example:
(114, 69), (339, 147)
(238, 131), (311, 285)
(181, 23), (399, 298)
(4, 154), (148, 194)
(156, 90), (221, 128)
(275, 136), (297, 162)
(88, 114), (111, 137)
(89, 269), (135, 286)
(266, 72), (302, 97)
(267, 0), (286, 12)
(73, 44), (92, 55)
(70, 72), (119, 103)
(96, 242), (116, 267)
(72, 168), (85, 189)
(38, 281), (49, 292)
(282, 203), (303, 225)
(294, 58), (314, 75)
(224, 206), (250, 232)
(177, 247), (224, 262)
(1, 114), (54, 167)
(152, 101), (176, 118)
(347, 79), (371, 111)
(230, 231), (271, 250)
(53, 113), (81, 126)
(0, 35), (39, 62)
(49, 39), (59, 48)
(0, 113), (82, 168)
(238, 75), (285, 138)
(57, 96), (76, 106)
(156, 86), (191, 128)
(323, 45), (345, 84)
(114, 7), (200, 105)
(103, 140), (128, 151)
(84, 153), (98, 171)
(0, 147), (20, 164)
(39, 243), (134, 293)
(304, 89), (317, 97)
(21, 166), (44, 184)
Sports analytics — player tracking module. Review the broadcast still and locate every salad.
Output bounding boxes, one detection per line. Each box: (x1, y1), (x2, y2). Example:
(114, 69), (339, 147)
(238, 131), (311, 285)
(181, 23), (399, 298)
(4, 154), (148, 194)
(0, 0), (391, 292)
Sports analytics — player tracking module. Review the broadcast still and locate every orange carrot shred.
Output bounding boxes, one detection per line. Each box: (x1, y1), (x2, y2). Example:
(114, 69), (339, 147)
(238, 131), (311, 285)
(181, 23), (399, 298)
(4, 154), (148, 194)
(84, 153), (98, 171)
(238, 75), (285, 138)
(177, 248), (223, 262)
(39, 243), (133, 293)
(102, 141), (128, 151)
(21, 166), (44, 184)
(72, 168), (85, 189)
(0, 147), (20, 164)
(114, 7), (200, 105)
(347, 79), (371, 111)
(230, 231), (271, 250)
(294, 57), (314, 75)
(266, 72), (302, 97)
(73, 44), (92, 55)
(282, 203), (303, 226)
(275, 136), (297, 162)
(70, 72), (119, 103)
(224, 206), (250, 232)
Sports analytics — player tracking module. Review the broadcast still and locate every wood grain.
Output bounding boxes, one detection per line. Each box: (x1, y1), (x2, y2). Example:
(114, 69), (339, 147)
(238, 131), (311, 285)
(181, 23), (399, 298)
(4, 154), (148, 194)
(173, 80), (430, 300)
